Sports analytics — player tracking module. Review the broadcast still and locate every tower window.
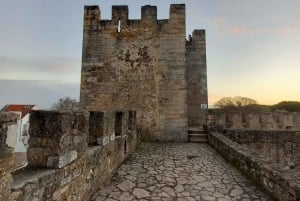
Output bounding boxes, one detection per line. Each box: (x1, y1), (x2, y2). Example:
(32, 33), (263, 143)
(117, 18), (121, 32)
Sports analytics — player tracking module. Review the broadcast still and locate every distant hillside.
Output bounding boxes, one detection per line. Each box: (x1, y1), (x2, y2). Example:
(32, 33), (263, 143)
(212, 96), (300, 112)
(271, 101), (300, 112)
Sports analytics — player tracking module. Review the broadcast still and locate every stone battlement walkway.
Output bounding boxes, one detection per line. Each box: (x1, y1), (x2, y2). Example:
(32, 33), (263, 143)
(92, 143), (273, 201)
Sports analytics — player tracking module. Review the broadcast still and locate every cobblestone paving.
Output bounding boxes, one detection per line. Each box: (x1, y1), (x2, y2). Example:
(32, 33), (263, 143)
(92, 143), (273, 201)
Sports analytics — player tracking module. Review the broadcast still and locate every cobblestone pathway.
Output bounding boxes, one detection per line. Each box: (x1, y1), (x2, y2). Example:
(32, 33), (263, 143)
(92, 143), (273, 201)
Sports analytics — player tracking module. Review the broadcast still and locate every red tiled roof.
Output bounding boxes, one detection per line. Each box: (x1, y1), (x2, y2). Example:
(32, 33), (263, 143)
(2, 104), (35, 118)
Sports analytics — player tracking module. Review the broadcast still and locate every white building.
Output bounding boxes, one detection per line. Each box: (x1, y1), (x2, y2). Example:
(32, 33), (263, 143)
(1, 104), (36, 152)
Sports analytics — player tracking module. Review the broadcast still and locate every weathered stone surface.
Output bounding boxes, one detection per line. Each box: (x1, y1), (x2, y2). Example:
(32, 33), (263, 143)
(186, 30), (208, 127)
(47, 150), (78, 168)
(208, 111), (300, 130)
(92, 143), (272, 201)
(7, 109), (138, 201)
(132, 188), (150, 198)
(220, 129), (300, 170)
(80, 4), (208, 142)
(0, 112), (19, 201)
(27, 110), (89, 168)
(0, 173), (13, 201)
(0, 113), (20, 153)
(117, 180), (135, 191)
(208, 131), (300, 201)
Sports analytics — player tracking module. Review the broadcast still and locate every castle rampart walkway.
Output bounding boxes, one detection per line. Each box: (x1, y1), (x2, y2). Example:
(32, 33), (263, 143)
(92, 143), (273, 201)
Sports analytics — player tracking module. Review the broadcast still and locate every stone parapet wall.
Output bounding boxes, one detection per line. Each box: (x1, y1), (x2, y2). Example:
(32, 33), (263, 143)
(0, 112), (19, 201)
(27, 111), (89, 168)
(0, 110), (138, 201)
(223, 129), (300, 170)
(208, 131), (300, 201)
(0, 112), (19, 153)
(208, 112), (300, 130)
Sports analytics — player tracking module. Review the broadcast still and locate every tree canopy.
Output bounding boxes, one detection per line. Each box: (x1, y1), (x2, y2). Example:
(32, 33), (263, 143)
(214, 96), (257, 110)
(271, 101), (300, 112)
(214, 97), (300, 112)
(51, 97), (79, 111)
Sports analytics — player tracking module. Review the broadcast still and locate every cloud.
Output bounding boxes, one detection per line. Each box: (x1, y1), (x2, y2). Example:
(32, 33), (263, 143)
(0, 56), (81, 73)
(229, 26), (247, 35)
(0, 56), (82, 82)
(206, 17), (229, 27)
(252, 27), (299, 36)
(278, 28), (297, 35)
(0, 79), (80, 109)
(227, 27), (299, 36)
(194, 17), (228, 28)
(195, 17), (249, 36)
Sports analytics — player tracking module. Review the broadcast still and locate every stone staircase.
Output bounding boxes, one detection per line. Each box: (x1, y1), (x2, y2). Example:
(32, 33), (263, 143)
(188, 127), (208, 143)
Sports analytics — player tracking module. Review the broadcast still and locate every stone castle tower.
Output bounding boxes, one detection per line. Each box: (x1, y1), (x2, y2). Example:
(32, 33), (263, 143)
(80, 4), (208, 142)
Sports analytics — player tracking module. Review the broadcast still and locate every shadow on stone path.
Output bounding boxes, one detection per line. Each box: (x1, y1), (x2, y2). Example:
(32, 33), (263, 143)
(92, 143), (273, 201)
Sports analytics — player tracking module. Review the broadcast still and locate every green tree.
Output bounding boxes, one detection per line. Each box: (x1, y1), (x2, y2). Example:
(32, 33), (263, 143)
(272, 101), (300, 112)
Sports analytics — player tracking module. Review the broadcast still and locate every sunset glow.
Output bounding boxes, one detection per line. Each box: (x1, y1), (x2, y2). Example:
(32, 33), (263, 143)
(0, 0), (299, 108)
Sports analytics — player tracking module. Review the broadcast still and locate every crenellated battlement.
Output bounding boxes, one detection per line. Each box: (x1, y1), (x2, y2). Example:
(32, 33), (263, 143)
(169, 4), (185, 20)
(84, 5), (100, 26)
(141, 5), (157, 21)
(0, 110), (138, 200)
(112, 5), (128, 21)
(83, 4), (185, 32)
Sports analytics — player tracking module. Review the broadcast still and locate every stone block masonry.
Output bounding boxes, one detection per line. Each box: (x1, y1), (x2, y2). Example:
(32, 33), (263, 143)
(0, 112), (19, 201)
(208, 111), (300, 130)
(80, 4), (208, 142)
(186, 30), (208, 127)
(28, 111), (89, 168)
(92, 143), (272, 200)
(206, 112), (300, 200)
(0, 110), (138, 201)
(208, 131), (300, 201)
(223, 129), (300, 170)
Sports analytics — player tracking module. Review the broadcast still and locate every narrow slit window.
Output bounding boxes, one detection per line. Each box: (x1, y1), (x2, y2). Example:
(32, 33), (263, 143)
(117, 18), (121, 32)
(88, 111), (104, 146)
(124, 140), (127, 154)
(128, 111), (133, 131)
(115, 112), (123, 136)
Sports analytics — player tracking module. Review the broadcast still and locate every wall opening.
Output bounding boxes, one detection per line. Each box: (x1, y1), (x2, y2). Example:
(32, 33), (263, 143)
(124, 139), (127, 154)
(242, 114), (247, 127)
(117, 18), (121, 32)
(89, 111), (104, 145)
(115, 112), (123, 136)
(128, 111), (134, 131)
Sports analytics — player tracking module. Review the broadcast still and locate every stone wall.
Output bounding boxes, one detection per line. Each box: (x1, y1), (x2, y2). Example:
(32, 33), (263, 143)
(223, 129), (300, 170)
(0, 112), (19, 201)
(186, 30), (208, 127)
(208, 112), (300, 130)
(80, 4), (208, 142)
(0, 110), (138, 201)
(206, 113), (300, 200)
(208, 130), (300, 201)
(0, 112), (21, 152)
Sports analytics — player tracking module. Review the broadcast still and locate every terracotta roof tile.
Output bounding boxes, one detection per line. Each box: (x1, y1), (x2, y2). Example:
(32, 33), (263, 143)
(2, 104), (35, 118)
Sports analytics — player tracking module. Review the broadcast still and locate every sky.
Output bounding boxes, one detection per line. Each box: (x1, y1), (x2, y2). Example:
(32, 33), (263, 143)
(0, 0), (300, 109)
